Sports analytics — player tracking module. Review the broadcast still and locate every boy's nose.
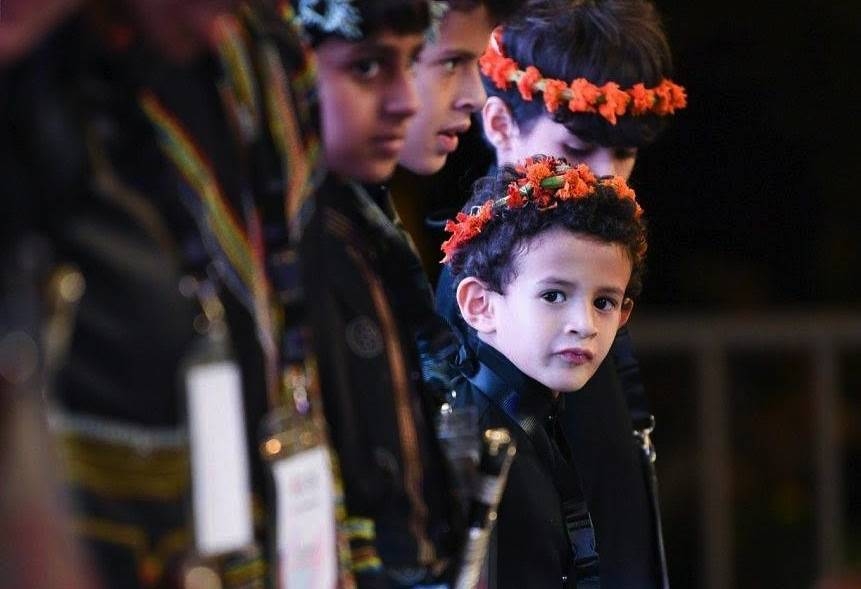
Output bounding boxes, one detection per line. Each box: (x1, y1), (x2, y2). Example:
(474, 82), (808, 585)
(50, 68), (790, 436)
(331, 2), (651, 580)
(453, 69), (487, 114)
(565, 305), (598, 338)
(384, 70), (420, 119)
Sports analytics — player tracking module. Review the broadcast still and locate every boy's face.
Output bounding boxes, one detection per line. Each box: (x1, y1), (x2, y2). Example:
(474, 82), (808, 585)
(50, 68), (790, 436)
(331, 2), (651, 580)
(492, 109), (639, 180)
(482, 228), (632, 393)
(398, 4), (494, 175)
(316, 31), (425, 183)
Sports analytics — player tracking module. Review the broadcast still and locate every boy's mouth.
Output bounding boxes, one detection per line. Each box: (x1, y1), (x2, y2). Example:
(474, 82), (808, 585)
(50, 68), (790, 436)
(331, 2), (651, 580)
(437, 122), (470, 153)
(372, 134), (406, 155)
(555, 348), (594, 364)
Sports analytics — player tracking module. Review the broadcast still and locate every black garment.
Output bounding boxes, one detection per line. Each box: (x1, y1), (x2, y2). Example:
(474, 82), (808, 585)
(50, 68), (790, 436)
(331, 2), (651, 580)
(436, 265), (660, 587)
(300, 177), (463, 588)
(564, 334), (659, 588)
(1, 7), (316, 586)
(2, 24), (201, 588)
(451, 341), (585, 589)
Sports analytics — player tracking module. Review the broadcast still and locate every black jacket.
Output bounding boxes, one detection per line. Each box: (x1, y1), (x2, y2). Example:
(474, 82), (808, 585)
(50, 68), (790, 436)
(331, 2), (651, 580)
(437, 266), (660, 587)
(451, 341), (603, 589)
(301, 177), (463, 588)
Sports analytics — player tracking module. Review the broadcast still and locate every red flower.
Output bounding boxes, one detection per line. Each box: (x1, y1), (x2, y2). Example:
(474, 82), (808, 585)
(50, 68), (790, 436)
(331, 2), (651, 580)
(506, 183), (527, 208)
(524, 161), (553, 190)
(653, 80), (687, 115)
(517, 66), (542, 101)
(597, 82), (630, 125)
(628, 83), (654, 115)
(479, 49), (517, 90)
(558, 165), (594, 199)
(568, 78), (599, 113)
(474, 200), (495, 225)
(542, 79), (569, 113)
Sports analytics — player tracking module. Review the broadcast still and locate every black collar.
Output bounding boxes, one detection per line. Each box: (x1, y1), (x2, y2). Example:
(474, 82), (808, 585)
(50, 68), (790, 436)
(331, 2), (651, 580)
(467, 341), (563, 436)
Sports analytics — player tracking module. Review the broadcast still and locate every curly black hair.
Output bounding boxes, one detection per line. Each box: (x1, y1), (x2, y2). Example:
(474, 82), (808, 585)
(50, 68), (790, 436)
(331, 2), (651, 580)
(488, 0), (676, 147)
(446, 158), (648, 298)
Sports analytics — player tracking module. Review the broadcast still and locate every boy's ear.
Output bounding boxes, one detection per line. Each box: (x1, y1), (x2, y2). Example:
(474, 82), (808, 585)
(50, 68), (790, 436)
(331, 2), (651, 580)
(456, 277), (497, 335)
(481, 96), (518, 154)
(619, 297), (634, 329)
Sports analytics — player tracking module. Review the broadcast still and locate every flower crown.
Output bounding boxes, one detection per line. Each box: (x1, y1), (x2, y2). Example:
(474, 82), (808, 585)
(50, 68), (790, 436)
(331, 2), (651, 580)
(440, 156), (642, 263)
(479, 28), (687, 125)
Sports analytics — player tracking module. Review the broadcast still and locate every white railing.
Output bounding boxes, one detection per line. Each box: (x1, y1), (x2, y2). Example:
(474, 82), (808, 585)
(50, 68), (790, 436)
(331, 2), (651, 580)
(631, 312), (861, 589)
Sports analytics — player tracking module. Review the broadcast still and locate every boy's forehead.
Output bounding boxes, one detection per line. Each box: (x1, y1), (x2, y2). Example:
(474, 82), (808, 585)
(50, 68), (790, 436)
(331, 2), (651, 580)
(430, 2), (492, 49)
(511, 230), (631, 281)
(340, 29), (425, 53)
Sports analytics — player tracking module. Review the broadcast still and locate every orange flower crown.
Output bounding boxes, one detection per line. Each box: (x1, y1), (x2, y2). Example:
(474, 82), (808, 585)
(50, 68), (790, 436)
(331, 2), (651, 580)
(440, 156), (642, 263)
(479, 28), (687, 125)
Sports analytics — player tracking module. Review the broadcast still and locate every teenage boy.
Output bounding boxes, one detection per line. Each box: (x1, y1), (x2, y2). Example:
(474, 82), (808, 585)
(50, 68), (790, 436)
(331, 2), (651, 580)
(296, 2), (464, 586)
(398, 0), (518, 176)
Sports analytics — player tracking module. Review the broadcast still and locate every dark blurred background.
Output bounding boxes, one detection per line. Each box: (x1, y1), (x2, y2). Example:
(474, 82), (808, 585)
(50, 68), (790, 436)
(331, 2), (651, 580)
(393, 2), (861, 586)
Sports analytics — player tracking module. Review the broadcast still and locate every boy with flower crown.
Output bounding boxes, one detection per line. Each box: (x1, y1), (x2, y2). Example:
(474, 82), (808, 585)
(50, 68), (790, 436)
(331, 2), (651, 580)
(434, 1), (686, 585)
(442, 154), (648, 588)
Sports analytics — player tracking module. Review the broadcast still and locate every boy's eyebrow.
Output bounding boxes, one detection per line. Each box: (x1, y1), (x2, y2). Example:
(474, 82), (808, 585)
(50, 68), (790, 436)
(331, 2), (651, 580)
(435, 48), (481, 60)
(537, 277), (626, 297)
(351, 37), (425, 62)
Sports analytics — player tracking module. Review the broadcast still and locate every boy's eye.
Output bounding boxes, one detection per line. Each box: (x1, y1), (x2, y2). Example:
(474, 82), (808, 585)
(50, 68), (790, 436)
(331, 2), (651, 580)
(441, 57), (462, 72)
(594, 297), (619, 312)
(541, 290), (566, 303)
(351, 59), (381, 79)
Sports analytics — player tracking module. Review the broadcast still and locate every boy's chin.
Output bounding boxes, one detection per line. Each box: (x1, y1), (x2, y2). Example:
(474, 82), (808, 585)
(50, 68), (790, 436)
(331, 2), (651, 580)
(332, 162), (398, 185)
(398, 151), (446, 177)
(551, 371), (599, 395)
(354, 162), (399, 185)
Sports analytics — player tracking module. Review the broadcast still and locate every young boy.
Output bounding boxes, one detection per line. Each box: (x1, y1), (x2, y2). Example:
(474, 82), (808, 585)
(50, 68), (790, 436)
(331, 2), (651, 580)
(441, 155), (648, 588)
(296, 2), (465, 586)
(436, 1), (686, 584)
(478, 0), (684, 175)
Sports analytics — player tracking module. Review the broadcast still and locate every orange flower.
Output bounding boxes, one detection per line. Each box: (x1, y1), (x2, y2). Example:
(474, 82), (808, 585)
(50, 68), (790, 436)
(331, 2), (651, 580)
(479, 49), (517, 90)
(542, 79), (569, 113)
(597, 82), (630, 125)
(524, 161), (553, 192)
(516, 66), (542, 101)
(653, 80), (687, 115)
(667, 81), (688, 111)
(558, 165), (595, 199)
(572, 163), (596, 185)
(628, 83), (654, 115)
(568, 78), (600, 113)
(440, 201), (495, 262)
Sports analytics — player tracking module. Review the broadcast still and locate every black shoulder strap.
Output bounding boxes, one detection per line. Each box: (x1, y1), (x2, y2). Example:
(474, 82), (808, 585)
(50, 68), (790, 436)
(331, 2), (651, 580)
(465, 363), (601, 587)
